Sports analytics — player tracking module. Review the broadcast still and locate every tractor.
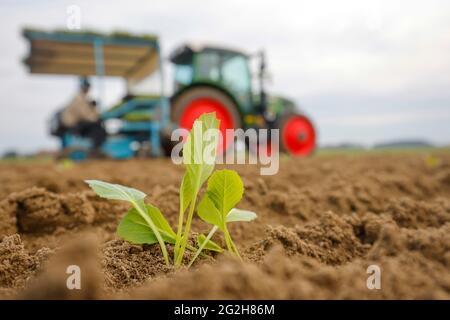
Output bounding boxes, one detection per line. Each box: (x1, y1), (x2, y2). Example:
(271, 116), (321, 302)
(22, 29), (316, 159)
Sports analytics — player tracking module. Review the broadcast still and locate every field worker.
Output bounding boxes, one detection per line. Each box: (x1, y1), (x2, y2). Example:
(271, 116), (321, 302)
(61, 77), (107, 155)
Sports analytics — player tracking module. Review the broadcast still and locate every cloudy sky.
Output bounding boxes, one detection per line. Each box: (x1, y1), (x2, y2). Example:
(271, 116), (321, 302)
(1, 0), (450, 153)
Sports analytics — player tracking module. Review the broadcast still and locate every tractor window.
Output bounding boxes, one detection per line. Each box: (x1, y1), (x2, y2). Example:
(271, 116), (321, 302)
(174, 64), (193, 87)
(221, 55), (252, 110)
(222, 55), (250, 92)
(197, 51), (220, 81)
(193, 50), (253, 111)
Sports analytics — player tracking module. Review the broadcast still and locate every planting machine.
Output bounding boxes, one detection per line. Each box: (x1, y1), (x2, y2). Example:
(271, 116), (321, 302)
(22, 29), (316, 159)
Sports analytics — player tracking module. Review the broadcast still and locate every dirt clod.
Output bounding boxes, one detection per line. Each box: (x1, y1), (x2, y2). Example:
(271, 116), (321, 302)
(0, 234), (51, 294)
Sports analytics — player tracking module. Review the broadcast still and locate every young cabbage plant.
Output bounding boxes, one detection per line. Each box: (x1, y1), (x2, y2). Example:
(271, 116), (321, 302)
(85, 180), (171, 265)
(85, 112), (256, 268)
(85, 180), (220, 266)
(173, 112), (220, 266)
(188, 169), (257, 267)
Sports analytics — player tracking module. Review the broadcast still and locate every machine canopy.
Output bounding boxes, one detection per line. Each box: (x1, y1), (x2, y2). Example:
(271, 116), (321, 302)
(22, 28), (160, 82)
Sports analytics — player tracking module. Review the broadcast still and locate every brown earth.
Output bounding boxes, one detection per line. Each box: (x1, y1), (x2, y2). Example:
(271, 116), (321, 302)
(0, 152), (449, 299)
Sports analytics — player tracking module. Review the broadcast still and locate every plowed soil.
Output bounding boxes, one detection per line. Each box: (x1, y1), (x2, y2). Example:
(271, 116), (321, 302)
(1, 152), (449, 299)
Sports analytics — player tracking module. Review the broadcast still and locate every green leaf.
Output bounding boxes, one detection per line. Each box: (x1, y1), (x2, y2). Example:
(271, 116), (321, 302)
(197, 170), (246, 231)
(196, 234), (223, 253)
(85, 180), (146, 202)
(180, 172), (194, 215)
(207, 169), (244, 220)
(197, 195), (223, 227)
(146, 203), (176, 239)
(117, 205), (176, 244)
(117, 208), (158, 244)
(86, 180), (171, 266)
(183, 112), (220, 192)
(227, 208), (257, 223)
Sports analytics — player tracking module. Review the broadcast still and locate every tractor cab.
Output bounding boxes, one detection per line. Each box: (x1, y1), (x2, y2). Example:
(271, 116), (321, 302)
(170, 44), (253, 114)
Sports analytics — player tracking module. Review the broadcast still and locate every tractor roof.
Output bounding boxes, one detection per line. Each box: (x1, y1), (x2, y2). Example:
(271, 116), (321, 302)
(22, 28), (160, 82)
(170, 42), (248, 64)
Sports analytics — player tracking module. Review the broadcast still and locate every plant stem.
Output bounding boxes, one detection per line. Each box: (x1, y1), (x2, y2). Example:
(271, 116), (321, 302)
(134, 200), (170, 266)
(159, 229), (203, 254)
(187, 225), (218, 268)
(222, 226), (232, 251)
(175, 192), (198, 266)
(174, 204), (185, 261)
(175, 173), (191, 261)
(223, 227), (242, 260)
(229, 237), (242, 259)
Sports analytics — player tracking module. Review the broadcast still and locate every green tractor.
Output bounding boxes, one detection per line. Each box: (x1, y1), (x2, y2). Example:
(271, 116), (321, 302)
(22, 30), (316, 158)
(168, 43), (316, 156)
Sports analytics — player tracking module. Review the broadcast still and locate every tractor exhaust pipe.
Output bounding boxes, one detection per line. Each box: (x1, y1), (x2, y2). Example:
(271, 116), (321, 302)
(258, 50), (267, 116)
(257, 50), (276, 128)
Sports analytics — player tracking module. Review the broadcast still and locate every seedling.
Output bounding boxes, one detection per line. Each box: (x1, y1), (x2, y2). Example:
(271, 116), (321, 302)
(173, 112), (222, 265)
(85, 112), (257, 267)
(189, 169), (257, 267)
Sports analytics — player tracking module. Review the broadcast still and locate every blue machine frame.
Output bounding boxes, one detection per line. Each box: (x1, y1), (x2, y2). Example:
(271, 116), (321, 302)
(23, 29), (170, 158)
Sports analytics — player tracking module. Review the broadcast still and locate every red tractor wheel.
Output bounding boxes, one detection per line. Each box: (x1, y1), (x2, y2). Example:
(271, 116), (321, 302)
(171, 87), (241, 154)
(277, 112), (316, 156)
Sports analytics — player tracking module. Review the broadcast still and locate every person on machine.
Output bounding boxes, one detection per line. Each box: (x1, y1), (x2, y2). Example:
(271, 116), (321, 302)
(60, 77), (107, 156)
